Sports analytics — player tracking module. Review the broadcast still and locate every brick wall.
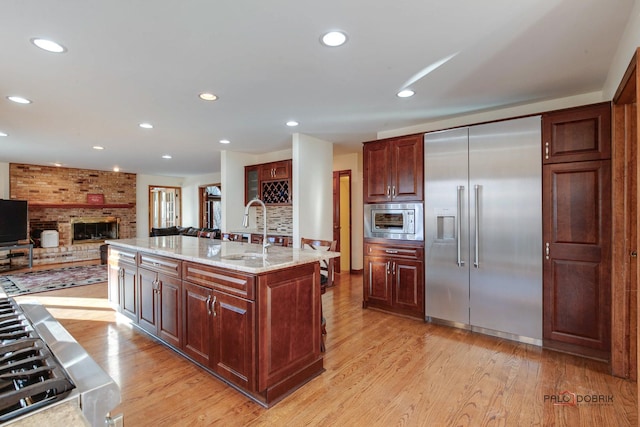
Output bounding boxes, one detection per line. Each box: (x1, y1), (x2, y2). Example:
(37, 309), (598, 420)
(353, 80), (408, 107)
(7, 163), (137, 266)
(10, 163), (136, 204)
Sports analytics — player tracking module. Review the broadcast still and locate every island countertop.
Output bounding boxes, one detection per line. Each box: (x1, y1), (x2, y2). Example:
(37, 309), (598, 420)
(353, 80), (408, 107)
(106, 235), (338, 274)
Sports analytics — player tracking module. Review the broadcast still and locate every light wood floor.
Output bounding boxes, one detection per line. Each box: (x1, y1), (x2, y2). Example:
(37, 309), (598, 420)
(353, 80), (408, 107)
(9, 266), (638, 426)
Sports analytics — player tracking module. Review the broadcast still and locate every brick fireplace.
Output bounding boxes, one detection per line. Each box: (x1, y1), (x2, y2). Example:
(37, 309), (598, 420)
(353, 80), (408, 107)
(9, 163), (137, 266)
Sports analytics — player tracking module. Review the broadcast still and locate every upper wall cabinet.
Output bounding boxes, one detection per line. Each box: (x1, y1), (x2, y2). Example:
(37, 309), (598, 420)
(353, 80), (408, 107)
(363, 134), (424, 203)
(542, 102), (612, 164)
(245, 159), (292, 205)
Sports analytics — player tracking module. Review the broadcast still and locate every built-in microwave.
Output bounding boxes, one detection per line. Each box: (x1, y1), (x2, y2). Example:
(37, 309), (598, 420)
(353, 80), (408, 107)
(364, 203), (424, 241)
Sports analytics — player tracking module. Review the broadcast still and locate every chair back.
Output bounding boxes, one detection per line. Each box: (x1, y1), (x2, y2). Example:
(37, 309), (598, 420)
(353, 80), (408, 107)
(300, 238), (337, 288)
(222, 233), (242, 241)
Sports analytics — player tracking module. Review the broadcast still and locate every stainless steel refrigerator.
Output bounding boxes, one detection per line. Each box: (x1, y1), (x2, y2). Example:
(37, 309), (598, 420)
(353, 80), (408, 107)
(424, 116), (542, 344)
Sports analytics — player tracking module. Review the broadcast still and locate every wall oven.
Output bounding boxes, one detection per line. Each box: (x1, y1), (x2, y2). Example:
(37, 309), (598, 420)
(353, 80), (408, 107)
(364, 203), (424, 241)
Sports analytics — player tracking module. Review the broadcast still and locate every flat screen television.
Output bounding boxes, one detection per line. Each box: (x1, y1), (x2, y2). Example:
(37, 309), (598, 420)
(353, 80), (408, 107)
(0, 199), (28, 245)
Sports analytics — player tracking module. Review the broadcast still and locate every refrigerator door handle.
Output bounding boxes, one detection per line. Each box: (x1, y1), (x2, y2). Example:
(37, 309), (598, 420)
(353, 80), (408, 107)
(457, 185), (465, 267)
(474, 185), (480, 268)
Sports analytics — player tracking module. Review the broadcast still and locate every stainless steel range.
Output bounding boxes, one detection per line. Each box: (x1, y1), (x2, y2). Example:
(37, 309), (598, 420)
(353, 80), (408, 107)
(0, 290), (122, 426)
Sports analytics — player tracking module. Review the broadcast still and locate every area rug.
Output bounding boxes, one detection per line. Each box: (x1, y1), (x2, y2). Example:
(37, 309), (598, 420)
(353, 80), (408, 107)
(0, 264), (107, 296)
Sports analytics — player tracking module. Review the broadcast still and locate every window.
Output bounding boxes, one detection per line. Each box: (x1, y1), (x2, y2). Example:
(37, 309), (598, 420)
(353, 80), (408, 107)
(149, 186), (181, 231)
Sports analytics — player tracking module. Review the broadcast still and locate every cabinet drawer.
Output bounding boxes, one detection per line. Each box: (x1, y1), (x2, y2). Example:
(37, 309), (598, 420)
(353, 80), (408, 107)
(183, 262), (255, 300)
(108, 246), (137, 265)
(365, 243), (424, 260)
(139, 253), (182, 278)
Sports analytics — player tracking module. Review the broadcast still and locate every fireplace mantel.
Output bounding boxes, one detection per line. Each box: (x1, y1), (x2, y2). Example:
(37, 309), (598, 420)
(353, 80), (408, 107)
(29, 203), (135, 209)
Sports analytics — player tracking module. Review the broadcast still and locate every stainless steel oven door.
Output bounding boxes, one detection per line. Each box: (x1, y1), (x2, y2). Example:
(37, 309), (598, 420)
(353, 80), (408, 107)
(364, 203), (424, 241)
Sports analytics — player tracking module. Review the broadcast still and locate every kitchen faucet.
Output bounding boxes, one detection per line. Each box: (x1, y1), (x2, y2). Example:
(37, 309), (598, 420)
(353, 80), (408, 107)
(243, 197), (270, 256)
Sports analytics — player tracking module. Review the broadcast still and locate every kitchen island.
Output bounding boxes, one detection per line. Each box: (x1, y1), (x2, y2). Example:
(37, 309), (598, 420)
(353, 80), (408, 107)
(107, 236), (338, 407)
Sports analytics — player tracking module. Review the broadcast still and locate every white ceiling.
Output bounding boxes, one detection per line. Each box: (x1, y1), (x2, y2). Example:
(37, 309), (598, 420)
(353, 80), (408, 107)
(0, 0), (634, 177)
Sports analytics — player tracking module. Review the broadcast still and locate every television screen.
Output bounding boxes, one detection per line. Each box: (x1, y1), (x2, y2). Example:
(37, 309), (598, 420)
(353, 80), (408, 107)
(0, 200), (28, 245)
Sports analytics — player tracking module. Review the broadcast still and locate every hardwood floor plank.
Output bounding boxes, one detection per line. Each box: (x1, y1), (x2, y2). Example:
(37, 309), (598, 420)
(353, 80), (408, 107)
(9, 269), (638, 426)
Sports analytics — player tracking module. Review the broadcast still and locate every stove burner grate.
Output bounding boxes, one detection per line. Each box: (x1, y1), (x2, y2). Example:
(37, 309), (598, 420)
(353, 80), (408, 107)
(0, 297), (76, 422)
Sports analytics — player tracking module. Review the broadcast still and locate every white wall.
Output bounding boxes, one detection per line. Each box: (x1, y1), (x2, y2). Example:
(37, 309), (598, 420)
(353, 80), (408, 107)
(378, 91), (604, 139)
(603, 0), (640, 99)
(333, 152), (364, 270)
(181, 172), (221, 227)
(292, 133), (333, 248)
(0, 162), (9, 199)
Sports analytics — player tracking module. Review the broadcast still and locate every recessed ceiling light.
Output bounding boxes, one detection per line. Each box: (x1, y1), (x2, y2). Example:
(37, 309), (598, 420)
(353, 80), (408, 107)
(139, 123), (153, 129)
(162, 154), (172, 159)
(286, 121), (299, 127)
(53, 162), (62, 167)
(219, 139), (230, 144)
(31, 38), (66, 53)
(7, 96), (32, 104)
(199, 93), (218, 101)
(113, 166), (120, 172)
(0, 132), (7, 137)
(321, 31), (348, 47)
(397, 89), (415, 98)
(93, 146), (104, 150)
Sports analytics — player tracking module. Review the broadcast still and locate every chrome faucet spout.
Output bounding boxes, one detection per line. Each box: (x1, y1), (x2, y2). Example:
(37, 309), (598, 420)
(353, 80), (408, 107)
(243, 197), (269, 256)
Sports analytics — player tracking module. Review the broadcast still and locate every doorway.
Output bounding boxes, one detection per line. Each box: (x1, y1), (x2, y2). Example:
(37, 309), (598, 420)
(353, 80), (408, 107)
(199, 184), (222, 229)
(333, 170), (352, 273)
(149, 186), (181, 232)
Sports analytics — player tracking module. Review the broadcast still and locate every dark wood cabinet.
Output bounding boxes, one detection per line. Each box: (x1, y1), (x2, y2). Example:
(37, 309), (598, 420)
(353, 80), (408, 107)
(108, 247), (137, 322)
(542, 102), (612, 360)
(363, 134), (423, 203)
(542, 102), (611, 164)
(182, 281), (212, 366)
(211, 289), (254, 390)
(182, 262), (256, 390)
(260, 160), (290, 181)
(363, 242), (424, 319)
(245, 159), (292, 205)
(137, 254), (182, 348)
(108, 246), (323, 406)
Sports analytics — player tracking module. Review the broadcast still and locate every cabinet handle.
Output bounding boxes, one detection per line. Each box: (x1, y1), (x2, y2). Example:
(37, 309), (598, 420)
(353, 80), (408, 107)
(392, 186), (396, 197)
(545, 242), (550, 260)
(386, 261), (390, 275)
(385, 250), (399, 254)
(545, 142), (550, 160)
(206, 295), (212, 315)
(387, 186), (391, 197)
(212, 295), (217, 317)
(391, 261), (396, 275)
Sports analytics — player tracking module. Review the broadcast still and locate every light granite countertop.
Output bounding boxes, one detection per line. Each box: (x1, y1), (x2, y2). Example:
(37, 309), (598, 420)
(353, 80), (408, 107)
(106, 236), (338, 274)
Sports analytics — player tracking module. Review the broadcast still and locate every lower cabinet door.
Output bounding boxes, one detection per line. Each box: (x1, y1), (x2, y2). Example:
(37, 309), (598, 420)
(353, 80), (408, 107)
(211, 290), (255, 390)
(182, 281), (213, 366)
(138, 268), (158, 335)
(120, 264), (138, 322)
(393, 259), (424, 317)
(364, 256), (393, 307)
(158, 274), (182, 348)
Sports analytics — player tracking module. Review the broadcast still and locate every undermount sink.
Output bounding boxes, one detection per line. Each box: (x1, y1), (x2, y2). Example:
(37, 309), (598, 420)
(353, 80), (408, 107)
(221, 252), (265, 261)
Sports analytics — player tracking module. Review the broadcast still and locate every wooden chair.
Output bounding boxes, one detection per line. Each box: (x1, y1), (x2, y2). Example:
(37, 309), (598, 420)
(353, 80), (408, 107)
(300, 238), (337, 288)
(301, 237), (337, 352)
(252, 235), (290, 247)
(197, 230), (215, 239)
(222, 233), (242, 241)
